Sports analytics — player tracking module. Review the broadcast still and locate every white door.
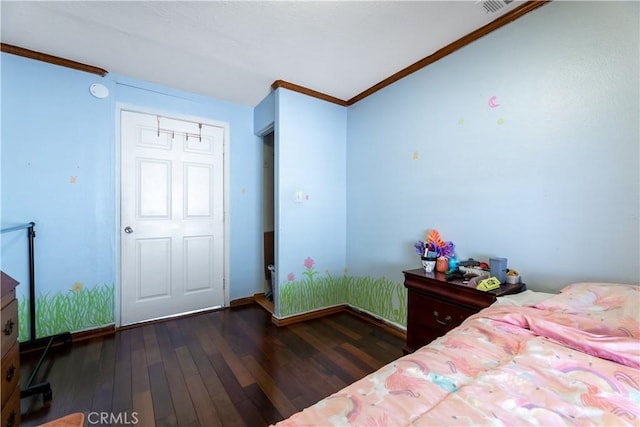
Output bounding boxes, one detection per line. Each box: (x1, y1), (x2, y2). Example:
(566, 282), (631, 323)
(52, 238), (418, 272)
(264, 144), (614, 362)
(120, 110), (225, 326)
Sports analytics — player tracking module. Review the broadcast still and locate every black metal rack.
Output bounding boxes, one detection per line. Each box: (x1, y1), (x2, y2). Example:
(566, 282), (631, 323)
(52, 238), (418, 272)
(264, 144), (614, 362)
(1, 222), (72, 404)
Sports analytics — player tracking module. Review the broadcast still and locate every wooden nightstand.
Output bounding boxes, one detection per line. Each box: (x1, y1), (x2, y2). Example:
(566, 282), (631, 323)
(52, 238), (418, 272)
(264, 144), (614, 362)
(403, 268), (525, 353)
(1, 272), (20, 427)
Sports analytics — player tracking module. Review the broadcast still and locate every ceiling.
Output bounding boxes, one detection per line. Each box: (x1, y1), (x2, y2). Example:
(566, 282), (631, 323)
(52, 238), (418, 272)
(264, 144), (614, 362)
(1, 1), (529, 107)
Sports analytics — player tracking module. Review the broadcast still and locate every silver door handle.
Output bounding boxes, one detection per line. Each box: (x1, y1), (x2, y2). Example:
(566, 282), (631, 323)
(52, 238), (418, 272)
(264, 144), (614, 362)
(124, 226), (134, 234)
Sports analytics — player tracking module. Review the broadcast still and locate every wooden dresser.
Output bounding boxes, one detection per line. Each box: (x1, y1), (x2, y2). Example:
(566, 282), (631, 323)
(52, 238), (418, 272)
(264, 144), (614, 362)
(403, 268), (525, 353)
(1, 272), (20, 427)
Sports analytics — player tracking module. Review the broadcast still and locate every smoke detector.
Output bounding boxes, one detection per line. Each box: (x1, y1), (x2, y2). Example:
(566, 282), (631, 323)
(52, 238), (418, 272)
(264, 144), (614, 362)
(478, 0), (514, 14)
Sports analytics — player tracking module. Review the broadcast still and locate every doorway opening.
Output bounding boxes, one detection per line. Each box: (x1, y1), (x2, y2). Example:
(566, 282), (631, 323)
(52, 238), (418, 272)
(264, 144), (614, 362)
(256, 131), (275, 314)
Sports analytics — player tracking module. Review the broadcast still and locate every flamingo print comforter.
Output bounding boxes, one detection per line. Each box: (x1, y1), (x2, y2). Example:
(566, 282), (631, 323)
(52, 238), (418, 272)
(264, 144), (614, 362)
(274, 283), (640, 426)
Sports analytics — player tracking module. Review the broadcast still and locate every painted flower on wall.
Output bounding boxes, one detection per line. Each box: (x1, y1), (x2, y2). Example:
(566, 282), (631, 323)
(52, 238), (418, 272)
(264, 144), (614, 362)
(288, 272), (295, 282)
(302, 257), (318, 282)
(304, 257), (314, 269)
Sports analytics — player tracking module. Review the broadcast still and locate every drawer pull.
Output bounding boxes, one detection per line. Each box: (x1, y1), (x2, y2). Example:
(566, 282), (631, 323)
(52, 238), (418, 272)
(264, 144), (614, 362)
(6, 364), (16, 381)
(433, 311), (452, 326)
(4, 318), (14, 335)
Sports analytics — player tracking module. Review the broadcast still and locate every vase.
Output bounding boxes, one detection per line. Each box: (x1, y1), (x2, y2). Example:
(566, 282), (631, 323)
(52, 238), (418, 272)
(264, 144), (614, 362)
(421, 257), (436, 273)
(436, 257), (449, 273)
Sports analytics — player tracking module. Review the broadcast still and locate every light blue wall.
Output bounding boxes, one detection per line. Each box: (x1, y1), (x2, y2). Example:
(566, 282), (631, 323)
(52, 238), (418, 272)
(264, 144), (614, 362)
(1, 54), (263, 336)
(1, 55), (116, 297)
(254, 90), (275, 136)
(346, 1), (639, 291)
(274, 88), (347, 316)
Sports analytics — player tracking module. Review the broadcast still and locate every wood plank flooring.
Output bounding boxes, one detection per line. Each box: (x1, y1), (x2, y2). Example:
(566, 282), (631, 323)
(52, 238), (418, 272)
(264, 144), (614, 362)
(19, 304), (404, 427)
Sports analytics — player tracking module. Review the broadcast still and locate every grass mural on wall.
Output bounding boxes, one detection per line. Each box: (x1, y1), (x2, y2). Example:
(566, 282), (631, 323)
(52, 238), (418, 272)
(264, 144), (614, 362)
(279, 257), (347, 317)
(18, 282), (115, 341)
(345, 275), (408, 327)
(279, 257), (408, 327)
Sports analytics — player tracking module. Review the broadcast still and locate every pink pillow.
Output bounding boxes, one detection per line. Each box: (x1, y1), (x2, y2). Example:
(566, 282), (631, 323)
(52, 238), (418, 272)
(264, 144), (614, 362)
(533, 282), (640, 338)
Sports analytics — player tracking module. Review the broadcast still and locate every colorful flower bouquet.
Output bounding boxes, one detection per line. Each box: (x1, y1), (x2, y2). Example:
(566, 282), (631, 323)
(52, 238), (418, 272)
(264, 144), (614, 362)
(415, 229), (455, 272)
(415, 229), (455, 260)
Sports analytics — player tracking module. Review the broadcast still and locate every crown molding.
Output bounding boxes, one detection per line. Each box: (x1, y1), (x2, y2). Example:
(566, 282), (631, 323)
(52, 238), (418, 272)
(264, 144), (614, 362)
(273, 0), (550, 107)
(271, 80), (348, 106)
(347, 0), (550, 105)
(1, 43), (108, 76)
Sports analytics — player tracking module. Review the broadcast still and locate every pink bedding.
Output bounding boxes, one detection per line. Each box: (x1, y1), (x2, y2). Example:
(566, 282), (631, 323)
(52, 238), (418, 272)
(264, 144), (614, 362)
(273, 283), (640, 426)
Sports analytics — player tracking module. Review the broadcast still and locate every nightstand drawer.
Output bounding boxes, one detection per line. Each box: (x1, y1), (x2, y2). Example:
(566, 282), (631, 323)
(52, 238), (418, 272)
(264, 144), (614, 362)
(407, 292), (475, 349)
(1, 299), (18, 360)
(1, 342), (20, 409)
(1, 386), (20, 427)
(410, 293), (474, 332)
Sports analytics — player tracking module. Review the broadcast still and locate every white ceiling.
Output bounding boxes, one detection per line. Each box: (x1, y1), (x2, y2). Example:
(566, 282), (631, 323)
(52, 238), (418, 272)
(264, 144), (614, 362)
(1, 1), (527, 106)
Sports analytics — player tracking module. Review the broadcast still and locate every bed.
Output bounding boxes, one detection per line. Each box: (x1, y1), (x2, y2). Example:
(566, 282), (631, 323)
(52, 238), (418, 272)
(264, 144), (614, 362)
(272, 282), (639, 426)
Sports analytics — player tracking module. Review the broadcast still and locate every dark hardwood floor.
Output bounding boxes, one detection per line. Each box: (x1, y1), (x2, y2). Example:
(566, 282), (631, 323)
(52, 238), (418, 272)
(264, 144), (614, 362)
(19, 304), (404, 426)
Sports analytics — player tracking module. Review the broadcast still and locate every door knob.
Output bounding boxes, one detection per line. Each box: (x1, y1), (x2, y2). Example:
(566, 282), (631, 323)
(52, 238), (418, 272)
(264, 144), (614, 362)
(124, 226), (134, 234)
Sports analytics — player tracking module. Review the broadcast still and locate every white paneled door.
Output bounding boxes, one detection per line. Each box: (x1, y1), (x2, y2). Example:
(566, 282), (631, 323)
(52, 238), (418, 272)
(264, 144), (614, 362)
(120, 110), (225, 326)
